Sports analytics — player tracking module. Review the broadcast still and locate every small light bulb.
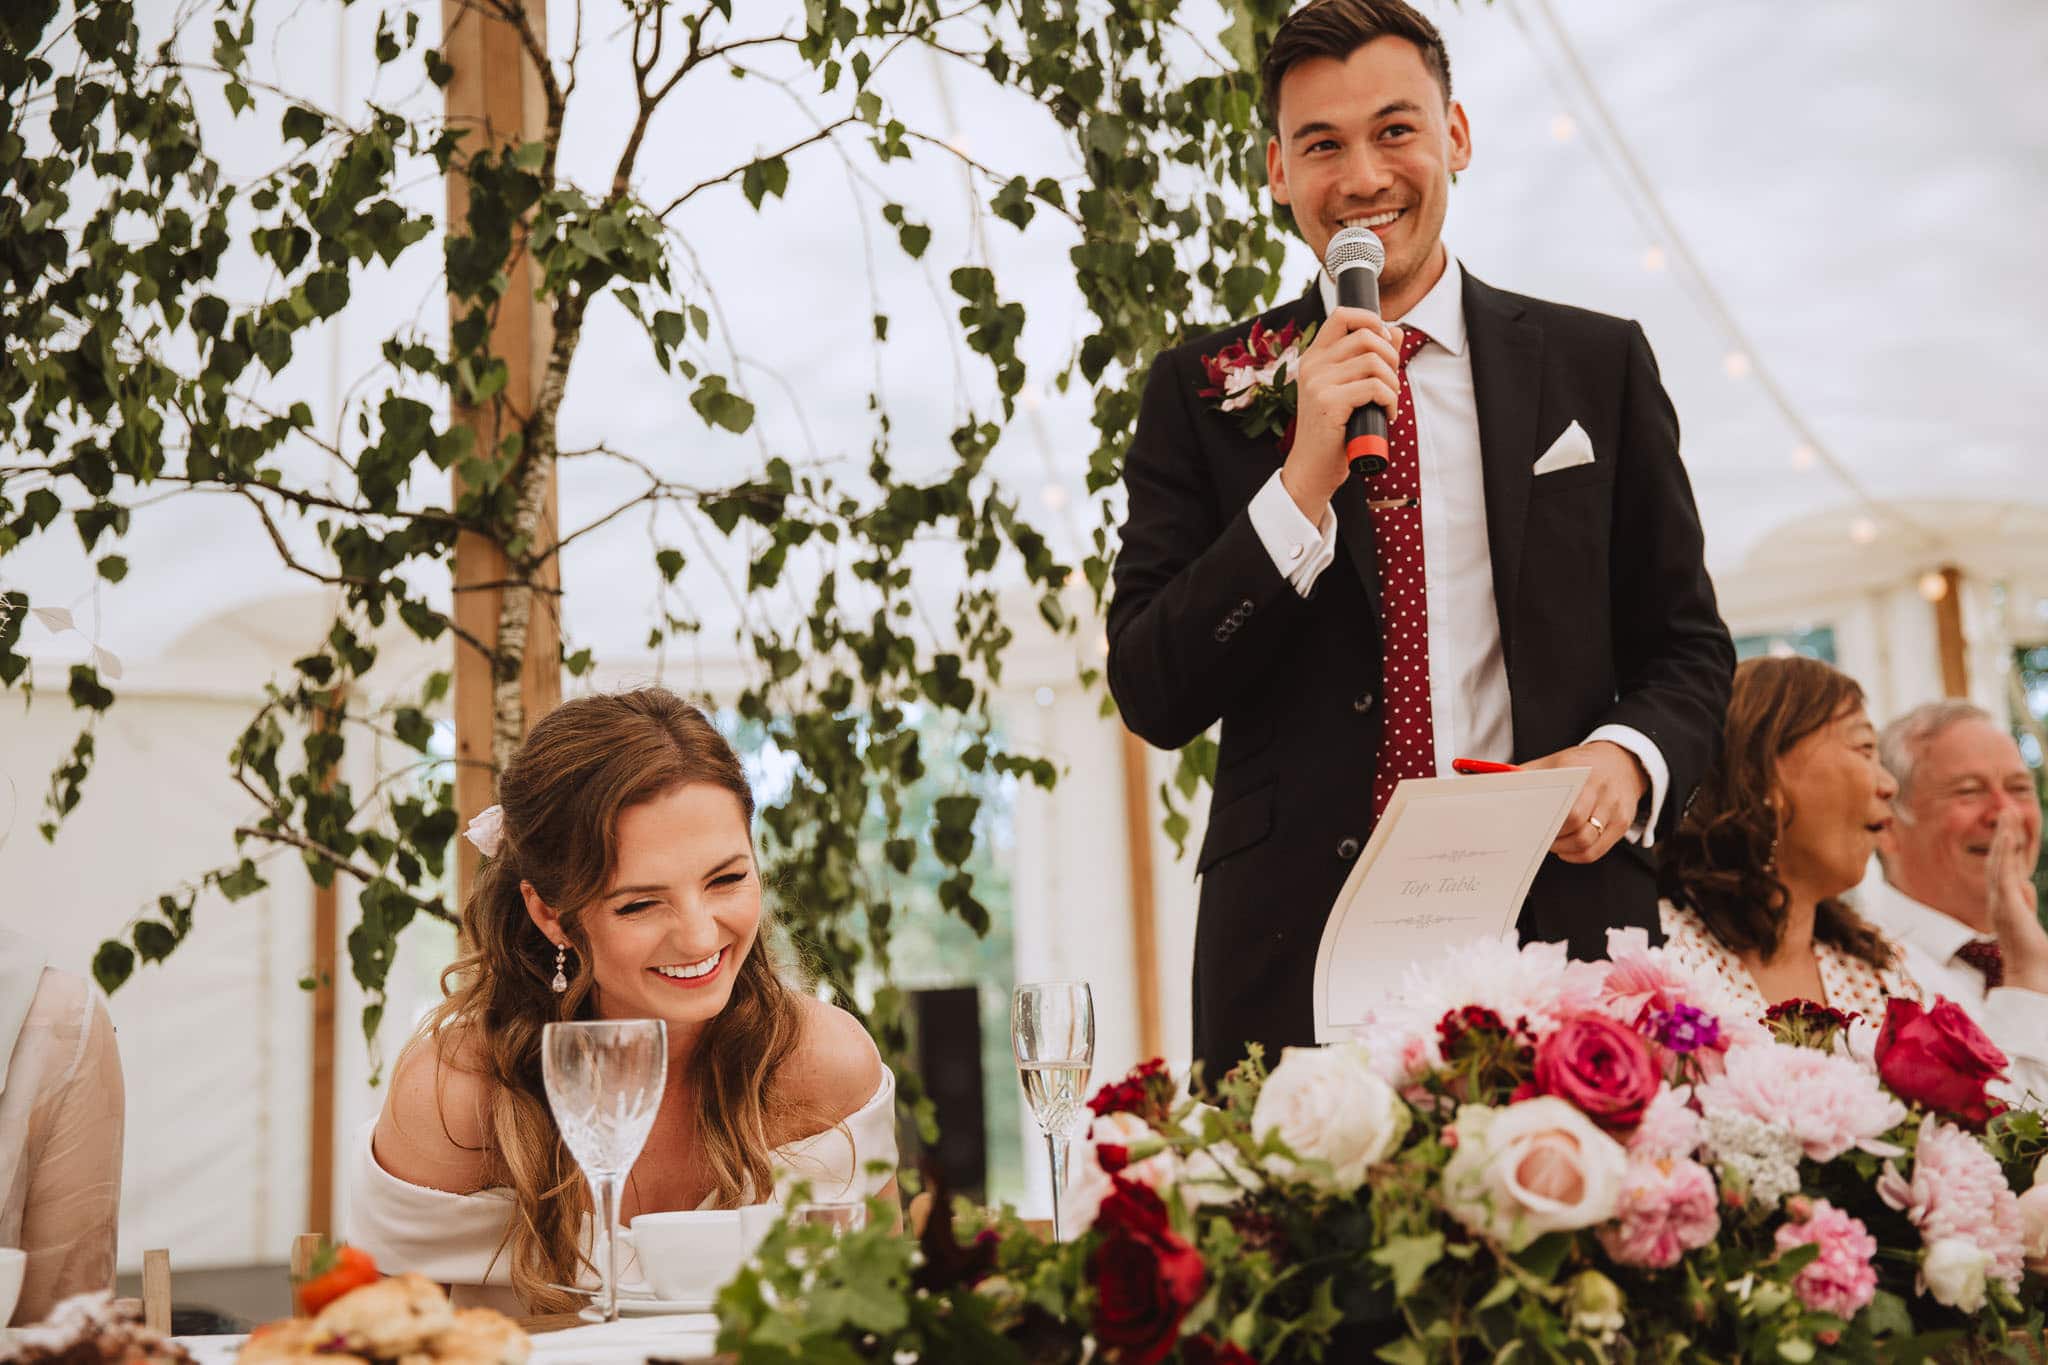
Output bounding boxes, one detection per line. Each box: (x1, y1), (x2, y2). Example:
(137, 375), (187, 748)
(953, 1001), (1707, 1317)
(1722, 351), (1752, 380)
(1918, 571), (1949, 602)
(1640, 245), (1666, 272)
(1041, 484), (1070, 512)
(1549, 113), (1577, 142)
(1791, 444), (1817, 470)
(1849, 518), (1879, 545)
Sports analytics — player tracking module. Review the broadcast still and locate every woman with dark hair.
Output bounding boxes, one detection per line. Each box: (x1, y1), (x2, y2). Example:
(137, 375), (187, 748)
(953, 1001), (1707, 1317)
(1658, 656), (1919, 1015)
(348, 688), (894, 1313)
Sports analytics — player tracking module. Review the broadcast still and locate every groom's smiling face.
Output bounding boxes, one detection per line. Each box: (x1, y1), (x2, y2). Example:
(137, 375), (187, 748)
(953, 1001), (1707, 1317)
(1267, 36), (1470, 318)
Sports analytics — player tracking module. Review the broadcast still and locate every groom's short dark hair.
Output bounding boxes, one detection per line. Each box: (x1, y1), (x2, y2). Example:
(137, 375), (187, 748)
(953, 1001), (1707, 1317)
(1260, 0), (1454, 128)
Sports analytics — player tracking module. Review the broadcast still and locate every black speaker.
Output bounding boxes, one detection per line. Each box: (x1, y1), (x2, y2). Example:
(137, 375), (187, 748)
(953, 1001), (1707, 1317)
(907, 985), (987, 1204)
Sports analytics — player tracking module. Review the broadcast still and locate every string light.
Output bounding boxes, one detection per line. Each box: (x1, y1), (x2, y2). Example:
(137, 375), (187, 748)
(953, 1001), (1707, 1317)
(1640, 245), (1666, 272)
(1850, 518), (1879, 545)
(1791, 444), (1817, 470)
(1549, 112), (1577, 142)
(1918, 571), (1949, 602)
(1041, 483), (1070, 511)
(1514, 0), (1932, 549)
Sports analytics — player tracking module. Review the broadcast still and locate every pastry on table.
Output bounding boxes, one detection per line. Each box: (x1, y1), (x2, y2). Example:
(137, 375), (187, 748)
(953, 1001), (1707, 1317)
(0, 1291), (196, 1364)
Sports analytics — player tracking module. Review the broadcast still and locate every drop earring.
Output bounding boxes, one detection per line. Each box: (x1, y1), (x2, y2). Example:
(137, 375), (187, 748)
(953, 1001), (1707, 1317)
(551, 943), (568, 994)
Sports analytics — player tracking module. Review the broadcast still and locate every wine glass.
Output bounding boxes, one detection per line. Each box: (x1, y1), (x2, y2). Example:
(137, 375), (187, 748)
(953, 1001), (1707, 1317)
(1011, 981), (1094, 1242)
(543, 1019), (668, 1322)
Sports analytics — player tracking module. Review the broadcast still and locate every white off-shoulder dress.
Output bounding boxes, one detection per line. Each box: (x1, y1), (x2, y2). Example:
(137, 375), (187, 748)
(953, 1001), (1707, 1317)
(345, 1066), (898, 1313)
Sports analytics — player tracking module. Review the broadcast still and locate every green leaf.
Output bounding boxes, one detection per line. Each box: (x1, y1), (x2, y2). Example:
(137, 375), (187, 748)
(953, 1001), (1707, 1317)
(132, 920), (178, 963)
(690, 376), (755, 434)
(281, 104), (324, 146)
(741, 155), (789, 209)
(96, 555), (127, 583)
(1370, 1233), (1442, 1300)
(93, 941), (135, 994)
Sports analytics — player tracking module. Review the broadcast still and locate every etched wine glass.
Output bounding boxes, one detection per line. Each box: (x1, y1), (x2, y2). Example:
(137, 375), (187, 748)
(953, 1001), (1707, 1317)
(542, 1019), (667, 1322)
(1010, 981), (1095, 1241)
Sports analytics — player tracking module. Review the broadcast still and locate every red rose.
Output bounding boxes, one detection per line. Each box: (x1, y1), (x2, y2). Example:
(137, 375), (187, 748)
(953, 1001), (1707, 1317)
(1875, 996), (2009, 1130)
(1183, 1335), (1260, 1365)
(1089, 1180), (1206, 1365)
(1529, 1014), (1660, 1132)
(1089, 1057), (1176, 1126)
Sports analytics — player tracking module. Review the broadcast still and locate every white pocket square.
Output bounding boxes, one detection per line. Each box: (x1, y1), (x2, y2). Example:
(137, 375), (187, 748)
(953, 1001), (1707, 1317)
(1532, 420), (1596, 475)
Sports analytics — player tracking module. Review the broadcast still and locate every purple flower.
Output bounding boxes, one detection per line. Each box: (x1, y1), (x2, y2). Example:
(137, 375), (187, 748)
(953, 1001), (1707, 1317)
(1648, 1003), (1721, 1055)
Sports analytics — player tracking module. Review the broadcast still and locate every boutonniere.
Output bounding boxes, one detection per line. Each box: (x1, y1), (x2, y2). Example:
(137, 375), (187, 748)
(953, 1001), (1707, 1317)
(1198, 318), (1318, 454)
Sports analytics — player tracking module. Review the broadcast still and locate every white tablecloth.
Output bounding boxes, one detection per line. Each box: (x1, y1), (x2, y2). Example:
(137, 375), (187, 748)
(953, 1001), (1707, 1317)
(173, 1312), (720, 1363)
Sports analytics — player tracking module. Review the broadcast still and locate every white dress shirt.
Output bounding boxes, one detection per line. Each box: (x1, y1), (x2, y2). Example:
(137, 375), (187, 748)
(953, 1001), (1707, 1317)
(1245, 252), (1670, 841)
(1857, 874), (2048, 1105)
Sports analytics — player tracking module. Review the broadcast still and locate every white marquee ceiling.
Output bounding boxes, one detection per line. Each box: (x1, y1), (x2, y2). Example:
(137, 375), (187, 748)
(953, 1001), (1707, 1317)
(8, 0), (2046, 686)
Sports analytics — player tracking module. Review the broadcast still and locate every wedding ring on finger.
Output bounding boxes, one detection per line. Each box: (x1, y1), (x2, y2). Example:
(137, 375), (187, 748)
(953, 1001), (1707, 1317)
(1587, 816), (1607, 835)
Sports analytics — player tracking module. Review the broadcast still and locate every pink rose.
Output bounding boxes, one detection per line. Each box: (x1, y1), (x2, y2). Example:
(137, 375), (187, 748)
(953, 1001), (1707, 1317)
(1530, 1014), (1660, 1132)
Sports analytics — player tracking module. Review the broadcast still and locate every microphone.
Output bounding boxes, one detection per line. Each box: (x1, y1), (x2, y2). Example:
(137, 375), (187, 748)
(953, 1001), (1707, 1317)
(1323, 226), (1390, 477)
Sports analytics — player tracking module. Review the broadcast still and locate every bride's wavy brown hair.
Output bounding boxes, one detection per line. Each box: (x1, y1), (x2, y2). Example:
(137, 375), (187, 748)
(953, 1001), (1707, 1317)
(1658, 655), (1894, 969)
(417, 687), (809, 1312)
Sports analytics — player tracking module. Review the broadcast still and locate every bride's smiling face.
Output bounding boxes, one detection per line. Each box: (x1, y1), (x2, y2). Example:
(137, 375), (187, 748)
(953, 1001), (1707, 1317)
(523, 782), (761, 1033)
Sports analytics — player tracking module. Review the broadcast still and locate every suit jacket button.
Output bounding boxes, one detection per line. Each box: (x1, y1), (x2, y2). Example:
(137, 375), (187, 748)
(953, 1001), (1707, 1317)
(1337, 837), (1361, 860)
(1213, 625), (1229, 642)
(1352, 691), (1375, 713)
(1240, 598), (1255, 613)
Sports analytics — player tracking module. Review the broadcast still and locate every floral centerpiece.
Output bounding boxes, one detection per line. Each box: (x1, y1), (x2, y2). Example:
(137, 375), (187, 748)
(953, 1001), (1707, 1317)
(716, 933), (2048, 1362)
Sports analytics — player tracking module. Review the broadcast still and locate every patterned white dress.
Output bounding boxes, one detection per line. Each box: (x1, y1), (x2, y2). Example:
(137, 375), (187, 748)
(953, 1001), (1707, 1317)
(1658, 899), (1921, 1023)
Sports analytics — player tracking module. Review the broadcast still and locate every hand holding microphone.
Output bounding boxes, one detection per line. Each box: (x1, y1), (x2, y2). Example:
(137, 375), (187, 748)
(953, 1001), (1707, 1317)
(1277, 227), (1406, 522)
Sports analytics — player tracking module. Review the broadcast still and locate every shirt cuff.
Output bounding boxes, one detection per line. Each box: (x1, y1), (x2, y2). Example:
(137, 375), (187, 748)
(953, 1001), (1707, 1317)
(1248, 470), (1338, 597)
(1584, 724), (1669, 848)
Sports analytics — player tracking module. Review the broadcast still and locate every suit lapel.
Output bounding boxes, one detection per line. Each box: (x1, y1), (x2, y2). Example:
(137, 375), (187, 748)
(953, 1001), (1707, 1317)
(1462, 271), (1543, 671)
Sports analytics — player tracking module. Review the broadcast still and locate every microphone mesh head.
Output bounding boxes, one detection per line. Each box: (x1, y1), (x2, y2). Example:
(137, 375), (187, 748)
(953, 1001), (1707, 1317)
(1324, 226), (1385, 278)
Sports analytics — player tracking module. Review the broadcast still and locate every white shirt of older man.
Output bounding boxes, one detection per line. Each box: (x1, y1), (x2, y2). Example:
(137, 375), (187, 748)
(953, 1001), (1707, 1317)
(1858, 874), (2048, 1106)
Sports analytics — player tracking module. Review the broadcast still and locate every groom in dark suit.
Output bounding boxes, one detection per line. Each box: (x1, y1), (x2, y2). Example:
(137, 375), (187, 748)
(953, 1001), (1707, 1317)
(1107, 0), (1735, 1085)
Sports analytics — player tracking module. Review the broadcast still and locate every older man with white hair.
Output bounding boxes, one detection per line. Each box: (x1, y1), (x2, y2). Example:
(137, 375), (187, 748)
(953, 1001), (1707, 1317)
(1865, 699), (2048, 1102)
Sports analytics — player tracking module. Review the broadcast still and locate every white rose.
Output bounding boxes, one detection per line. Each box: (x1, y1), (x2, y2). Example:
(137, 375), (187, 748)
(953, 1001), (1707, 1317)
(1922, 1237), (1993, 1312)
(1251, 1044), (1408, 1194)
(2018, 1184), (2048, 1274)
(1441, 1098), (1628, 1251)
(1092, 1111), (1181, 1192)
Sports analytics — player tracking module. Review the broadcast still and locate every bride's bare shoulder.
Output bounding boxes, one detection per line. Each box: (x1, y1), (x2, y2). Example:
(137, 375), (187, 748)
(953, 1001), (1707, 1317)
(781, 994), (885, 1123)
(372, 1026), (497, 1193)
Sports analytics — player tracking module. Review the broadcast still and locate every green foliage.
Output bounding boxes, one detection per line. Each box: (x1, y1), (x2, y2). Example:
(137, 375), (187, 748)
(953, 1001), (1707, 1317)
(0, 0), (1312, 1075)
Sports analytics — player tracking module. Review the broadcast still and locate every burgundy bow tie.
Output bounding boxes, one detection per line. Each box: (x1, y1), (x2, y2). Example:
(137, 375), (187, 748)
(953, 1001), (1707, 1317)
(1956, 938), (2005, 989)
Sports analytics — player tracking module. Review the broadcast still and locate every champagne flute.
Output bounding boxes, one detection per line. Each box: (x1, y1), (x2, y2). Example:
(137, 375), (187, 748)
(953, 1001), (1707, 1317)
(1011, 981), (1094, 1242)
(543, 1019), (667, 1322)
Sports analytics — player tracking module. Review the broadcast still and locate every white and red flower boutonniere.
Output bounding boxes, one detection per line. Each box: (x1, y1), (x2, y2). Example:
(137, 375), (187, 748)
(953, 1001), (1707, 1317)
(1198, 317), (1318, 454)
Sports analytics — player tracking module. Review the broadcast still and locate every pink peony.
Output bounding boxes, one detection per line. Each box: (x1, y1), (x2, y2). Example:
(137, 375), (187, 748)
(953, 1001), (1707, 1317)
(1628, 1084), (1705, 1161)
(1774, 1199), (1879, 1319)
(1596, 1155), (1720, 1268)
(1695, 1039), (1905, 1161)
(1877, 1115), (2026, 1296)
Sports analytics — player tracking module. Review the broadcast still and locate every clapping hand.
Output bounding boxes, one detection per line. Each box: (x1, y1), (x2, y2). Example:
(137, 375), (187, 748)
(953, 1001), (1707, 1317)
(1987, 805), (2048, 994)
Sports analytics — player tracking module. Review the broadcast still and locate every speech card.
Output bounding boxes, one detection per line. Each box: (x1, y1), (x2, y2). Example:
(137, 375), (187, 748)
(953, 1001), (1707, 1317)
(1312, 767), (1589, 1040)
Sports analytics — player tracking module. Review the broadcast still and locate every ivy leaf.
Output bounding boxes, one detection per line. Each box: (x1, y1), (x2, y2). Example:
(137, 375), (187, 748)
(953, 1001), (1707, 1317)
(691, 376), (755, 434)
(93, 941), (135, 994)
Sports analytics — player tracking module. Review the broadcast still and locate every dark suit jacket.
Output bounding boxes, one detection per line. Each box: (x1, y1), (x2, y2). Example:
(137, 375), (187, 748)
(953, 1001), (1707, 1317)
(1106, 269), (1735, 1086)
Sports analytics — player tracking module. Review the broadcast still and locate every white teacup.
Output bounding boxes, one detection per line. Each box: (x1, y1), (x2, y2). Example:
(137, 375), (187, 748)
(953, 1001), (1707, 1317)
(0, 1246), (26, 1328)
(625, 1210), (750, 1304)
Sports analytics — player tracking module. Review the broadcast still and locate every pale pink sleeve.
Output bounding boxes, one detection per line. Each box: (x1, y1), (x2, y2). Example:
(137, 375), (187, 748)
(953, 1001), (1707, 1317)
(13, 983), (124, 1325)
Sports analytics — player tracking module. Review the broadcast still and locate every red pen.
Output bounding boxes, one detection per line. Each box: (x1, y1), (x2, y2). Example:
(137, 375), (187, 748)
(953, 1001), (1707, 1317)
(1452, 757), (1520, 775)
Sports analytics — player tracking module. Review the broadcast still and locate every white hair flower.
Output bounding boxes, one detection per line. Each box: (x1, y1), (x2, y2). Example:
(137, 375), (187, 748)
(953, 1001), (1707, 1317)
(464, 804), (506, 857)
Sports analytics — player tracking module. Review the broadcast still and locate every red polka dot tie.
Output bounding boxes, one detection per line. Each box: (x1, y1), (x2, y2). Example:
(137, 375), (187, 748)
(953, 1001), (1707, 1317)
(1371, 325), (1435, 818)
